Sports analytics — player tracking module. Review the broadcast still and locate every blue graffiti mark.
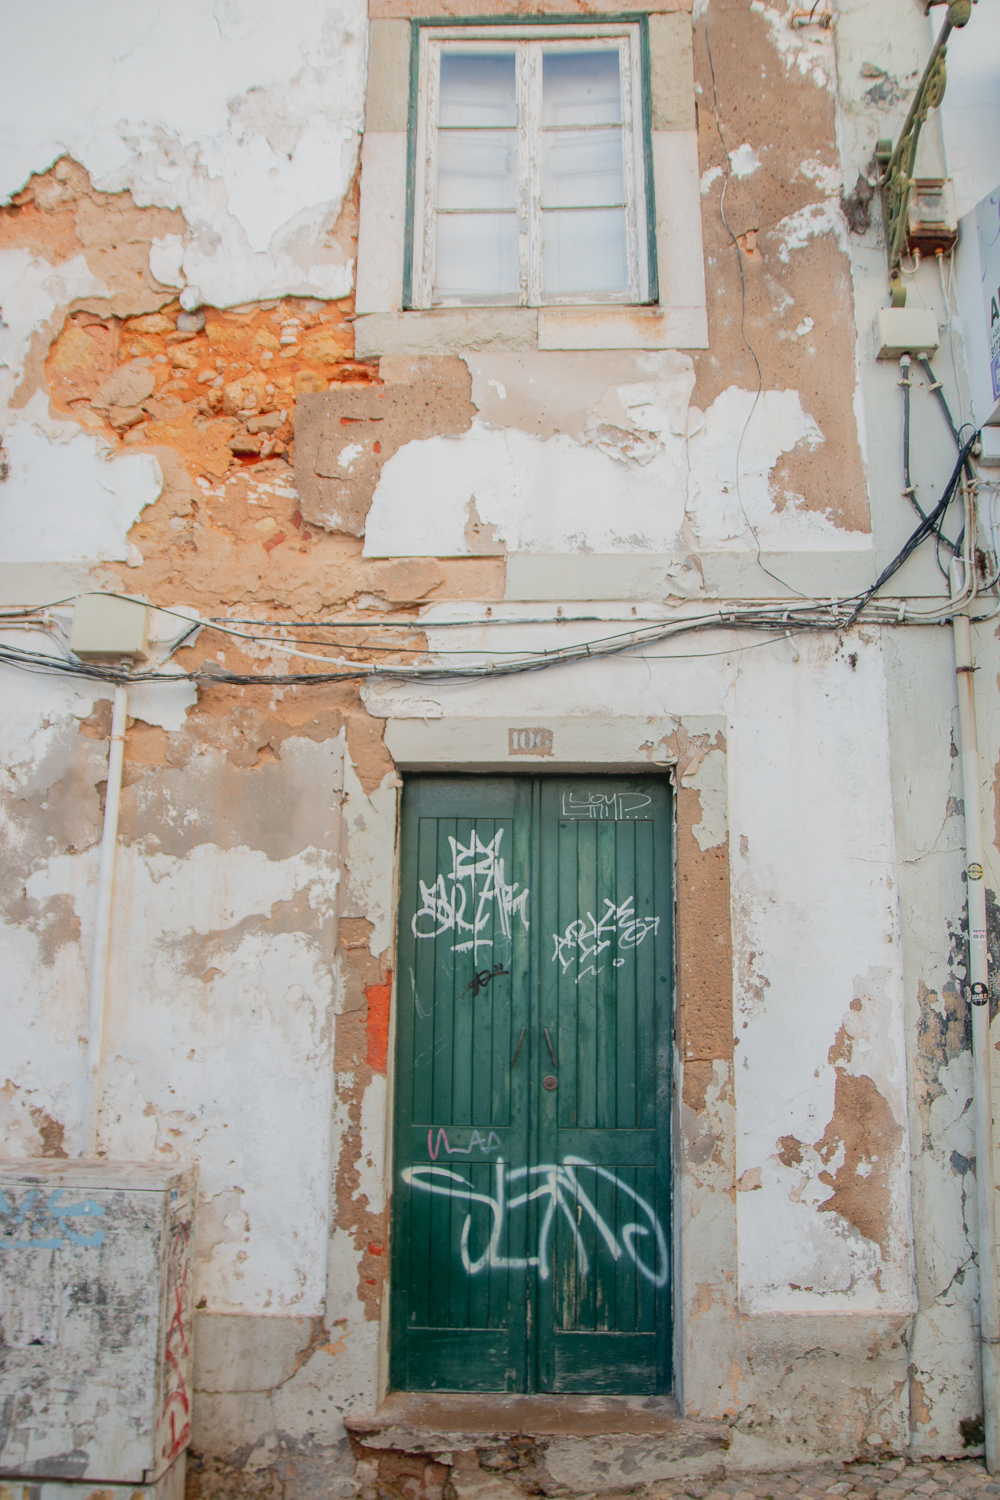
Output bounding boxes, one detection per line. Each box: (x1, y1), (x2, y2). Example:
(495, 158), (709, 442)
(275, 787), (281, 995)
(0, 1188), (106, 1250)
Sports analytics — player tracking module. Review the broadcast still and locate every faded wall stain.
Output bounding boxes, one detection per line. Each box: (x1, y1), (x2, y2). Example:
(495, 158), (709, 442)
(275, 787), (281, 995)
(814, 1070), (902, 1260)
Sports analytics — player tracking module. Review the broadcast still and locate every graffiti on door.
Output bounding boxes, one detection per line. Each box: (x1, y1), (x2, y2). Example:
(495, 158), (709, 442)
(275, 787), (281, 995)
(551, 896), (659, 980)
(401, 1157), (668, 1287)
(561, 790), (652, 820)
(412, 828), (529, 957)
(426, 1127), (503, 1159)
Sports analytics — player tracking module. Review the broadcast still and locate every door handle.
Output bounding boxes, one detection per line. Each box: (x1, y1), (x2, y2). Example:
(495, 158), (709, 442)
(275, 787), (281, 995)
(512, 1027), (526, 1067)
(543, 1028), (557, 1067)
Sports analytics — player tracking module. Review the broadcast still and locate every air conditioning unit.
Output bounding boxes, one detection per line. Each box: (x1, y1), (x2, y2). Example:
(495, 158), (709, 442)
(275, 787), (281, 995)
(0, 1161), (197, 1500)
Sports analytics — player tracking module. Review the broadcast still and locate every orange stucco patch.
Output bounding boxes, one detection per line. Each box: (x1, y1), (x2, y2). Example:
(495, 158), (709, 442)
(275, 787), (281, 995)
(366, 973), (392, 1074)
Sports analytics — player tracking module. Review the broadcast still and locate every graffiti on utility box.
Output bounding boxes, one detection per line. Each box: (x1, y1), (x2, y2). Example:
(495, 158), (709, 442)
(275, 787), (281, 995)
(0, 1188), (106, 1250)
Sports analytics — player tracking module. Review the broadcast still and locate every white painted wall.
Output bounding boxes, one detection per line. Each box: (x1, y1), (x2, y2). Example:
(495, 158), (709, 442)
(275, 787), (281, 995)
(0, 0), (367, 308)
(1, 667), (346, 1316)
(363, 383), (864, 558)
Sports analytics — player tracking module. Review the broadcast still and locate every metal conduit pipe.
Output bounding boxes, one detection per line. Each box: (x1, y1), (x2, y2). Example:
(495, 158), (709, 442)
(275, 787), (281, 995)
(952, 604), (1000, 1471)
(82, 683), (129, 1158)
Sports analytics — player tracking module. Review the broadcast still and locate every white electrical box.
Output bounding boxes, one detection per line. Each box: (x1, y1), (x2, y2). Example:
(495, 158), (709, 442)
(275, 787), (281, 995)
(874, 306), (940, 360)
(70, 595), (149, 658)
(0, 1161), (197, 1489)
(906, 178), (958, 256)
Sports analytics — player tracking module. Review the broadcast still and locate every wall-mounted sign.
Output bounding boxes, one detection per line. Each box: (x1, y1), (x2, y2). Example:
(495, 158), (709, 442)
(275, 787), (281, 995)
(957, 184), (1000, 428)
(979, 187), (1000, 407)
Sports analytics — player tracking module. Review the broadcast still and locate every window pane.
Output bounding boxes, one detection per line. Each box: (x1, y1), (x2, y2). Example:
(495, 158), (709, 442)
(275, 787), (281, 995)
(543, 128), (624, 208)
(438, 130), (516, 210)
(439, 52), (517, 127)
(436, 213), (518, 298)
(542, 50), (621, 127)
(542, 207), (627, 294)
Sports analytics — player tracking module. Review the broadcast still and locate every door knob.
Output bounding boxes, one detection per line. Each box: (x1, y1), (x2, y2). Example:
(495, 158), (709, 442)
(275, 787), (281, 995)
(542, 1075), (558, 1091)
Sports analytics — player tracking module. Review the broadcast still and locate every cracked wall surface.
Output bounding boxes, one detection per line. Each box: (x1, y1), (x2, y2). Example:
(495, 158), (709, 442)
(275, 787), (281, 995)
(1, 0), (999, 1488)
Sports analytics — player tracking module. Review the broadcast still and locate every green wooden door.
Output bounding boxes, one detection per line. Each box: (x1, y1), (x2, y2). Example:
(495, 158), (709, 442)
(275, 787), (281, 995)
(390, 775), (672, 1394)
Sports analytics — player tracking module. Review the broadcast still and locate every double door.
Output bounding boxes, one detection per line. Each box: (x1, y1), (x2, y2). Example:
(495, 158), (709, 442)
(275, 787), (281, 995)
(389, 775), (672, 1394)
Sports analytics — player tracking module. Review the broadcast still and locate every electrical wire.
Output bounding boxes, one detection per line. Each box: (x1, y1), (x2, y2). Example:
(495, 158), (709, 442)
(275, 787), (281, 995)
(846, 430), (980, 625)
(0, 399), (992, 698)
(900, 354), (964, 573)
(210, 614), (623, 629)
(0, 589), (976, 693)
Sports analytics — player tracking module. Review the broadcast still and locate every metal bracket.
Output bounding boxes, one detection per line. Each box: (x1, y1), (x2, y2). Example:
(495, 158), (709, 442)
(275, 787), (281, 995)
(876, 0), (971, 304)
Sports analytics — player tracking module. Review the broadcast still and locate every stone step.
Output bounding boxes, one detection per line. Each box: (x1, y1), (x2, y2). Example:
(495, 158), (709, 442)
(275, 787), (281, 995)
(346, 1395), (732, 1497)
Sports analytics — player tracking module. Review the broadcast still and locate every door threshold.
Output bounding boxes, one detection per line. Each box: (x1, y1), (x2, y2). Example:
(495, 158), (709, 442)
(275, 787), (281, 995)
(346, 1392), (728, 1442)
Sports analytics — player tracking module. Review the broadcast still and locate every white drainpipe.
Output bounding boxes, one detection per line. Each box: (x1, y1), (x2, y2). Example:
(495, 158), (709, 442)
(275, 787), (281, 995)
(952, 607), (1000, 1471)
(82, 684), (129, 1158)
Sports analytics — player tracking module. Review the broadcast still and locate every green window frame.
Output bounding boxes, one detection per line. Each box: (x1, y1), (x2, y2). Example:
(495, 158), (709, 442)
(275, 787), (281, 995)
(403, 15), (658, 311)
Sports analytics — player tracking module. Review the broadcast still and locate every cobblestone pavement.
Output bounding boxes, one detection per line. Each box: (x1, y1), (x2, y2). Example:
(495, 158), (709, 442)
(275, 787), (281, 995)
(662, 1459), (997, 1500)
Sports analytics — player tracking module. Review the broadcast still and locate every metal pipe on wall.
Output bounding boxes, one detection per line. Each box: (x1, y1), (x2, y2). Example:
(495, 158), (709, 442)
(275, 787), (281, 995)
(82, 683), (129, 1159)
(952, 608), (1000, 1472)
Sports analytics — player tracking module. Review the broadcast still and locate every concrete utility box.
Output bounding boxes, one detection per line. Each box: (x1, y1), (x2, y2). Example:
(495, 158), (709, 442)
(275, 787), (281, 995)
(70, 594), (149, 659)
(874, 306), (940, 360)
(0, 1161), (197, 1496)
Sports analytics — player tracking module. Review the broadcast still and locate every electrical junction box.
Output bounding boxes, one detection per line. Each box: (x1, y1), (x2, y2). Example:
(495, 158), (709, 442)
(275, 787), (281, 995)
(906, 178), (959, 256)
(0, 1161), (197, 1494)
(875, 306), (940, 360)
(70, 594), (149, 659)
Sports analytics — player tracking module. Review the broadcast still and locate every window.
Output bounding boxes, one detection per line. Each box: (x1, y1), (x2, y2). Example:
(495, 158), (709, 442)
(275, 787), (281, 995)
(408, 26), (653, 309)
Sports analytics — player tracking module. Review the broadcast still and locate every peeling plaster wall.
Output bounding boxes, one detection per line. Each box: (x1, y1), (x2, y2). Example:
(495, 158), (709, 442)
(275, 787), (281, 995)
(360, 362), (860, 558)
(833, 0), (1000, 1460)
(1, 2), (367, 308)
(0, 0), (998, 1485)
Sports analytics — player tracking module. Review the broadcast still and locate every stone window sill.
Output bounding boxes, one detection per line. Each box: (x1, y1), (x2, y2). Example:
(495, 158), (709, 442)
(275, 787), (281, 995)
(353, 305), (708, 357)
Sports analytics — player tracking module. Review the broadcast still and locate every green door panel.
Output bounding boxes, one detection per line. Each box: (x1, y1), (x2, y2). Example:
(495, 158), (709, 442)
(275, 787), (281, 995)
(405, 1329), (511, 1391)
(552, 1332), (659, 1394)
(390, 775), (672, 1395)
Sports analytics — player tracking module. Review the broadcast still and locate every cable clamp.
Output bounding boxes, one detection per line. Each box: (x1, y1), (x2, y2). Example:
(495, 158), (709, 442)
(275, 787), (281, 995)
(927, 380), (943, 392)
(902, 486), (916, 497)
(897, 601), (907, 622)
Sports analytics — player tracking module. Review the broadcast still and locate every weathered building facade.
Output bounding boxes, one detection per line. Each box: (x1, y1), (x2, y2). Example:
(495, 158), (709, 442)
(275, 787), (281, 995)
(3, 0), (1000, 1491)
